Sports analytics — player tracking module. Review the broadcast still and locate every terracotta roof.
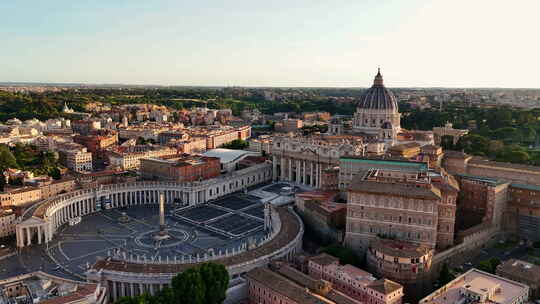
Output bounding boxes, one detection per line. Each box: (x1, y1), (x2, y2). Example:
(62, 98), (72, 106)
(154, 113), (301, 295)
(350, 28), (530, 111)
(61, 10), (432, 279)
(371, 238), (433, 258)
(308, 253), (340, 266)
(496, 259), (540, 283)
(348, 177), (441, 200)
(245, 267), (322, 304)
(369, 279), (403, 295)
(39, 283), (98, 304)
(388, 142), (421, 151)
(2, 186), (40, 195)
(325, 290), (363, 304)
(273, 264), (321, 290)
(469, 157), (540, 173)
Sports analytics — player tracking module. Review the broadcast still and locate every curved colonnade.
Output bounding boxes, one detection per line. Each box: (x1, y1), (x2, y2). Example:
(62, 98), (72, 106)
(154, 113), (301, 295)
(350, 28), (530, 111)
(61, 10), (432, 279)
(86, 207), (304, 302)
(16, 163), (273, 248)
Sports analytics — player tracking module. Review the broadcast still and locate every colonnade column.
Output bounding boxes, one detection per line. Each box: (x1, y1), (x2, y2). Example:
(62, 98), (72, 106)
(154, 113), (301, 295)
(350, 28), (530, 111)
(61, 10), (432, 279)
(272, 155), (277, 181)
(37, 226), (42, 244)
(314, 163), (321, 188)
(26, 227), (31, 246)
(112, 282), (118, 302)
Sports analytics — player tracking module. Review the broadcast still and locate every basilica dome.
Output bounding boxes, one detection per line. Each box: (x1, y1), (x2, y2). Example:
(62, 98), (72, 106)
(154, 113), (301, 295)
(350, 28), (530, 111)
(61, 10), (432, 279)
(357, 69), (398, 112)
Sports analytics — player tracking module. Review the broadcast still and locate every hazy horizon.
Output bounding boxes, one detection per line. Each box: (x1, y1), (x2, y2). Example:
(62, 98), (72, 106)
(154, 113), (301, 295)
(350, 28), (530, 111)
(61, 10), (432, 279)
(2, 0), (539, 88)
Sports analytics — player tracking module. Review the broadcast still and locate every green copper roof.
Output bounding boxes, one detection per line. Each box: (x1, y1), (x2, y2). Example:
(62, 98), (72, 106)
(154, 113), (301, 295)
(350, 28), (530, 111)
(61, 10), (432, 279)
(511, 183), (540, 192)
(340, 157), (428, 170)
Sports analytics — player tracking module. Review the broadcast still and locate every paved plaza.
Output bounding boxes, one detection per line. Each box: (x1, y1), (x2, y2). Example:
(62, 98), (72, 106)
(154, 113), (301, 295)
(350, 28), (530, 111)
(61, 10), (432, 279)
(4, 193), (268, 281)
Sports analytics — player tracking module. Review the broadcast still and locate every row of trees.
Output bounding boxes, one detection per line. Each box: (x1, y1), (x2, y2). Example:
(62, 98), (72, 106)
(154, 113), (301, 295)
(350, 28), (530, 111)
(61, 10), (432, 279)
(115, 263), (229, 304)
(444, 134), (540, 165)
(399, 102), (540, 165)
(0, 144), (62, 191)
(220, 139), (249, 150)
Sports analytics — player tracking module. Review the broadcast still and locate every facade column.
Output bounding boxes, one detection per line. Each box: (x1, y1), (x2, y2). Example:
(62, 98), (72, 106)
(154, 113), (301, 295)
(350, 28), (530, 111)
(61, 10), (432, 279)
(130, 283), (135, 297)
(310, 161), (314, 187)
(16, 227), (22, 247)
(37, 226), (42, 244)
(295, 160), (300, 183)
(288, 158), (292, 181)
(26, 227), (31, 246)
(315, 163), (321, 188)
(302, 160), (306, 185)
(280, 157), (285, 180)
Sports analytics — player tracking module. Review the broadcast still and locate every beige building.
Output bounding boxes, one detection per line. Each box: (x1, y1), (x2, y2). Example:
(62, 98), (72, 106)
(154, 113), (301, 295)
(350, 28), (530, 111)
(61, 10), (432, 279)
(170, 136), (207, 154)
(0, 187), (42, 207)
(345, 166), (459, 253)
(433, 122), (468, 146)
(248, 135), (273, 155)
(443, 151), (540, 185)
(0, 209), (18, 238)
(420, 269), (529, 304)
(108, 145), (176, 170)
(0, 271), (107, 304)
(275, 118), (303, 133)
(496, 259), (540, 299)
(38, 178), (76, 199)
(58, 142), (92, 172)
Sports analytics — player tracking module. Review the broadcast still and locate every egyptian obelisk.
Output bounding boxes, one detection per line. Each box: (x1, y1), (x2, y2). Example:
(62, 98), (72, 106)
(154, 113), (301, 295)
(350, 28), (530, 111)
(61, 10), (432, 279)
(154, 192), (170, 240)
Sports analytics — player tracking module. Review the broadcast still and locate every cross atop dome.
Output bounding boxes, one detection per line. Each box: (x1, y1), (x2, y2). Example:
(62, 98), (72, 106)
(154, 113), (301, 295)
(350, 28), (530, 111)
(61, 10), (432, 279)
(374, 68), (384, 86)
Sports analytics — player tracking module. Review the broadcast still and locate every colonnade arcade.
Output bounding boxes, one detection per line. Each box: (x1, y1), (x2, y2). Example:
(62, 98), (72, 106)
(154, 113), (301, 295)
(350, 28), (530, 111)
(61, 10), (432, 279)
(16, 182), (237, 248)
(16, 164), (273, 248)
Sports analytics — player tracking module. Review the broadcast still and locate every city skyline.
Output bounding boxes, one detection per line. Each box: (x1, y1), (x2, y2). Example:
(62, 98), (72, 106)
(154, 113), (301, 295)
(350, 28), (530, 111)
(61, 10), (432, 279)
(2, 0), (540, 88)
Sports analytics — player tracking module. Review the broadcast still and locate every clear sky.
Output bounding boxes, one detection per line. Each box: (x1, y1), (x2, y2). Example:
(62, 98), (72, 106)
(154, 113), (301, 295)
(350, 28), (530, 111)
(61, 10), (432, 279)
(1, 0), (539, 88)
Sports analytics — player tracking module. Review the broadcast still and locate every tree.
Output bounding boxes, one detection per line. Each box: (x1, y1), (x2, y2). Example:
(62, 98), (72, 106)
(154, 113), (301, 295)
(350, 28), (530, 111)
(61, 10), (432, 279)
(154, 287), (175, 304)
(455, 134), (490, 156)
(487, 140), (504, 157)
(8, 177), (23, 186)
(221, 139), (248, 150)
(0, 173), (5, 192)
(438, 263), (455, 285)
(496, 146), (530, 164)
(171, 267), (206, 304)
(114, 296), (138, 304)
(477, 258), (501, 274)
(199, 263), (229, 304)
(0, 145), (18, 169)
(49, 167), (62, 180)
